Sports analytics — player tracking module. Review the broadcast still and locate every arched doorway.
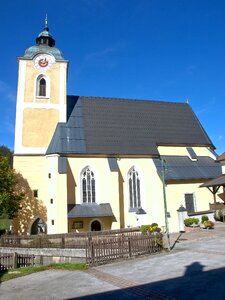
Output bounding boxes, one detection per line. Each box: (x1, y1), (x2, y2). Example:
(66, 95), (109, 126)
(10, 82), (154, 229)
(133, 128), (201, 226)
(31, 218), (47, 234)
(91, 220), (101, 231)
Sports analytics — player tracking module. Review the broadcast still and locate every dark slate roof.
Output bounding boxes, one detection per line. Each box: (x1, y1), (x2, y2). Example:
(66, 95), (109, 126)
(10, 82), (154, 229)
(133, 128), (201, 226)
(68, 203), (116, 221)
(217, 152), (225, 161)
(200, 174), (225, 187)
(46, 96), (214, 156)
(23, 45), (64, 60)
(153, 156), (222, 182)
(108, 158), (119, 172)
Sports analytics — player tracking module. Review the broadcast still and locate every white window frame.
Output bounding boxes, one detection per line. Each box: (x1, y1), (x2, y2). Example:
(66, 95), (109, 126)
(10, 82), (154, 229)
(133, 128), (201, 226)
(184, 193), (197, 214)
(80, 166), (96, 204)
(128, 166), (142, 211)
(34, 74), (50, 100)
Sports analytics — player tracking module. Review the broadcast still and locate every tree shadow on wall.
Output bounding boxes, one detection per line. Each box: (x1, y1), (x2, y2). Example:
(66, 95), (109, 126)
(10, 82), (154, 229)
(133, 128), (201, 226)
(12, 173), (47, 235)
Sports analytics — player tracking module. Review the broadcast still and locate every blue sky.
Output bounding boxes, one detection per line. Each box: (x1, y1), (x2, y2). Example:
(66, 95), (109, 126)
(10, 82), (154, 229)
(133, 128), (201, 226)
(1, 0), (225, 154)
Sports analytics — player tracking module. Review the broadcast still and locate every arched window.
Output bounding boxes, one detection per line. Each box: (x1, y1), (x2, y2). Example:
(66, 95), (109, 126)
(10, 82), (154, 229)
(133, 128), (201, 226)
(39, 78), (46, 96)
(128, 167), (141, 209)
(36, 75), (48, 97)
(81, 167), (96, 203)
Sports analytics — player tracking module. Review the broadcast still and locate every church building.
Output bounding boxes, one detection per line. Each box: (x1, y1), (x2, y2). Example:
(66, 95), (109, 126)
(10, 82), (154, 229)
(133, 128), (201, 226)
(13, 20), (222, 235)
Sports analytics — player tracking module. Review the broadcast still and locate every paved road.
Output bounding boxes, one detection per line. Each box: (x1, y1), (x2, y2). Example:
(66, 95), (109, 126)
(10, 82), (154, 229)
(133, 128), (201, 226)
(1, 223), (225, 300)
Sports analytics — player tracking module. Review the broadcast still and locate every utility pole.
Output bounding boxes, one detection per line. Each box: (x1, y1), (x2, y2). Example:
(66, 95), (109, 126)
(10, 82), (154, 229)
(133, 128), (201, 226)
(161, 158), (170, 250)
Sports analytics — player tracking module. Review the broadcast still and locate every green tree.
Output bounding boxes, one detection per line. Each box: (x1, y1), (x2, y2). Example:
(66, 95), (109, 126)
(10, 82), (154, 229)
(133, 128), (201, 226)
(0, 155), (23, 219)
(0, 145), (13, 168)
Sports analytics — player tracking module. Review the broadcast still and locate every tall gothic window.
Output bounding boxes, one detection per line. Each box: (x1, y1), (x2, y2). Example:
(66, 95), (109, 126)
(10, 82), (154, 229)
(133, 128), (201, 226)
(81, 167), (96, 203)
(128, 167), (141, 209)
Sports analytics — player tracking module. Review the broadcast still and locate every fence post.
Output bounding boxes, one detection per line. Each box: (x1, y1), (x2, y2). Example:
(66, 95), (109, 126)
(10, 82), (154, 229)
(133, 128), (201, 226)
(91, 241), (95, 264)
(128, 238), (132, 257)
(13, 252), (18, 269)
(40, 255), (43, 265)
(61, 237), (65, 248)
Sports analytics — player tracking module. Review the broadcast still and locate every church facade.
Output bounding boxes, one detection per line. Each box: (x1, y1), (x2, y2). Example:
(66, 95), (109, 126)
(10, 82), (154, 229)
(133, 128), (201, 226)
(13, 20), (222, 235)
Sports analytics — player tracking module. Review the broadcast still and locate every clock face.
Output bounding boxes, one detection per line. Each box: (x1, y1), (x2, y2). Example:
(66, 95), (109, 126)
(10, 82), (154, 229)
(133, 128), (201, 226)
(33, 54), (55, 71)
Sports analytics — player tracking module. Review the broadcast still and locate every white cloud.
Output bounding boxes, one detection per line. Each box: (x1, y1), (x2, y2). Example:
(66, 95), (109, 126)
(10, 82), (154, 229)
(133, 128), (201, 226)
(218, 135), (223, 141)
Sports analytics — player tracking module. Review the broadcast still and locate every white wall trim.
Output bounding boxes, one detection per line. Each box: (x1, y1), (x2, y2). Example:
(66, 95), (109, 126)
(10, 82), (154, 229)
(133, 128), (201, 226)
(79, 165), (98, 204)
(33, 73), (50, 101)
(14, 60), (26, 154)
(60, 63), (66, 122)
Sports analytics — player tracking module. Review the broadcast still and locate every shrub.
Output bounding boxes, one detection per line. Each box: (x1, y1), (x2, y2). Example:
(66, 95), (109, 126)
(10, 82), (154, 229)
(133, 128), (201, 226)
(214, 210), (221, 221)
(140, 225), (151, 234)
(29, 235), (52, 248)
(140, 223), (161, 234)
(214, 209), (225, 222)
(0, 224), (8, 236)
(203, 220), (214, 229)
(201, 216), (209, 223)
(184, 217), (199, 227)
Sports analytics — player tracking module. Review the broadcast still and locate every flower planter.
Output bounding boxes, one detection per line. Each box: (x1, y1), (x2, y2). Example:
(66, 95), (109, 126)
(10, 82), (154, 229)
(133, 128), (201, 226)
(185, 226), (200, 233)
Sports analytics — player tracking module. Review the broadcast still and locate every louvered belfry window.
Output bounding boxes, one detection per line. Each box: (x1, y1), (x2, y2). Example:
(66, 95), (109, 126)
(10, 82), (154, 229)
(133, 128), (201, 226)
(82, 167), (96, 203)
(128, 167), (141, 209)
(39, 78), (46, 96)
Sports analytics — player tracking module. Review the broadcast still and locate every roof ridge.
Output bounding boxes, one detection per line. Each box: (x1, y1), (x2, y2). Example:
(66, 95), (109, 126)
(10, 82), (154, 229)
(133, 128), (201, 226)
(70, 95), (188, 106)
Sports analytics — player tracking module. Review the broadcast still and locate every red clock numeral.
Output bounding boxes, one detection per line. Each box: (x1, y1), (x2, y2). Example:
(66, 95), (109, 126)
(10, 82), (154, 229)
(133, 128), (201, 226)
(38, 58), (49, 67)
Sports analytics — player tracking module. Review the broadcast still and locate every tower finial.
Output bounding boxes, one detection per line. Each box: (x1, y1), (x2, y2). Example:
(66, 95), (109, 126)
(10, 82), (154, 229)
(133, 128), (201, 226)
(44, 14), (49, 31)
(36, 15), (55, 47)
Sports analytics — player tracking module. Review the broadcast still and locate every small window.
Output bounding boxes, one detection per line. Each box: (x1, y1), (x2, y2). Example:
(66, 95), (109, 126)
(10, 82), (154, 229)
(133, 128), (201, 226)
(50, 198), (53, 204)
(185, 193), (196, 214)
(51, 220), (54, 225)
(36, 75), (48, 98)
(48, 173), (51, 178)
(33, 190), (38, 198)
(39, 78), (46, 96)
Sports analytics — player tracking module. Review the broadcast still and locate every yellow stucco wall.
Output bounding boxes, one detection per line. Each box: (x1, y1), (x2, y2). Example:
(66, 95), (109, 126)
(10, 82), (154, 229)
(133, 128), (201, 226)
(67, 157), (166, 230)
(13, 156), (48, 234)
(22, 108), (59, 147)
(24, 60), (62, 103)
(67, 157), (120, 229)
(68, 217), (112, 232)
(15, 58), (68, 151)
(165, 182), (221, 232)
(158, 146), (216, 159)
(13, 147), (220, 234)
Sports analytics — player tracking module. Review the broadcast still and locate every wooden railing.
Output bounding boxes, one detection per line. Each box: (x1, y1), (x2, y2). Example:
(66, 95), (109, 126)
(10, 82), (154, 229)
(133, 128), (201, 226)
(0, 228), (163, 266)
(0, 253), (35, 270)
(86, 233), (162, 265)
(0, 228), (140, 249)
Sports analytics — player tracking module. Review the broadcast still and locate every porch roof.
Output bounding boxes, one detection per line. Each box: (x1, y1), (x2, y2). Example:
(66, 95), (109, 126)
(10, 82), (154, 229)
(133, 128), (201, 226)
(68, 203), (116, 221)
(200, 174), (225, 188)
(153, 155), (222, 182)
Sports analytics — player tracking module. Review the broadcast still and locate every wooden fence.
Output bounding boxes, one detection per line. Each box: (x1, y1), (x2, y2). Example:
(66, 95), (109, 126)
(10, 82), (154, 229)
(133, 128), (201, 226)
(0, 253), (35, 270)
(0, 228), (140, 249)
(0, 228), (163, 266)
(86, 233), (162, 265)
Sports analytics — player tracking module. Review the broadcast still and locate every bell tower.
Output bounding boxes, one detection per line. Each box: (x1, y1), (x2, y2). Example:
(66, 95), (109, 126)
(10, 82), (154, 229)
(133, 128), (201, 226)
(14, 17), (69, 155)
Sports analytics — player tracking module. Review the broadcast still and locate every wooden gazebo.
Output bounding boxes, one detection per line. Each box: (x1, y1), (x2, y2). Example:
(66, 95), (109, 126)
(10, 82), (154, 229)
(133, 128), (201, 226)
(200, 174), (225, 210)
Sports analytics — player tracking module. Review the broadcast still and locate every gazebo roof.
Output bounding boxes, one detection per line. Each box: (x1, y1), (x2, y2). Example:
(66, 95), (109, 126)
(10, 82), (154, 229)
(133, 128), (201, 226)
(200, 174), (225, 188)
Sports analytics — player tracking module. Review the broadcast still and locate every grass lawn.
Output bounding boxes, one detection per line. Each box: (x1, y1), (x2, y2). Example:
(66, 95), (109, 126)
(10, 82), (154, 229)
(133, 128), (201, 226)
(0, 263), (88, 282)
